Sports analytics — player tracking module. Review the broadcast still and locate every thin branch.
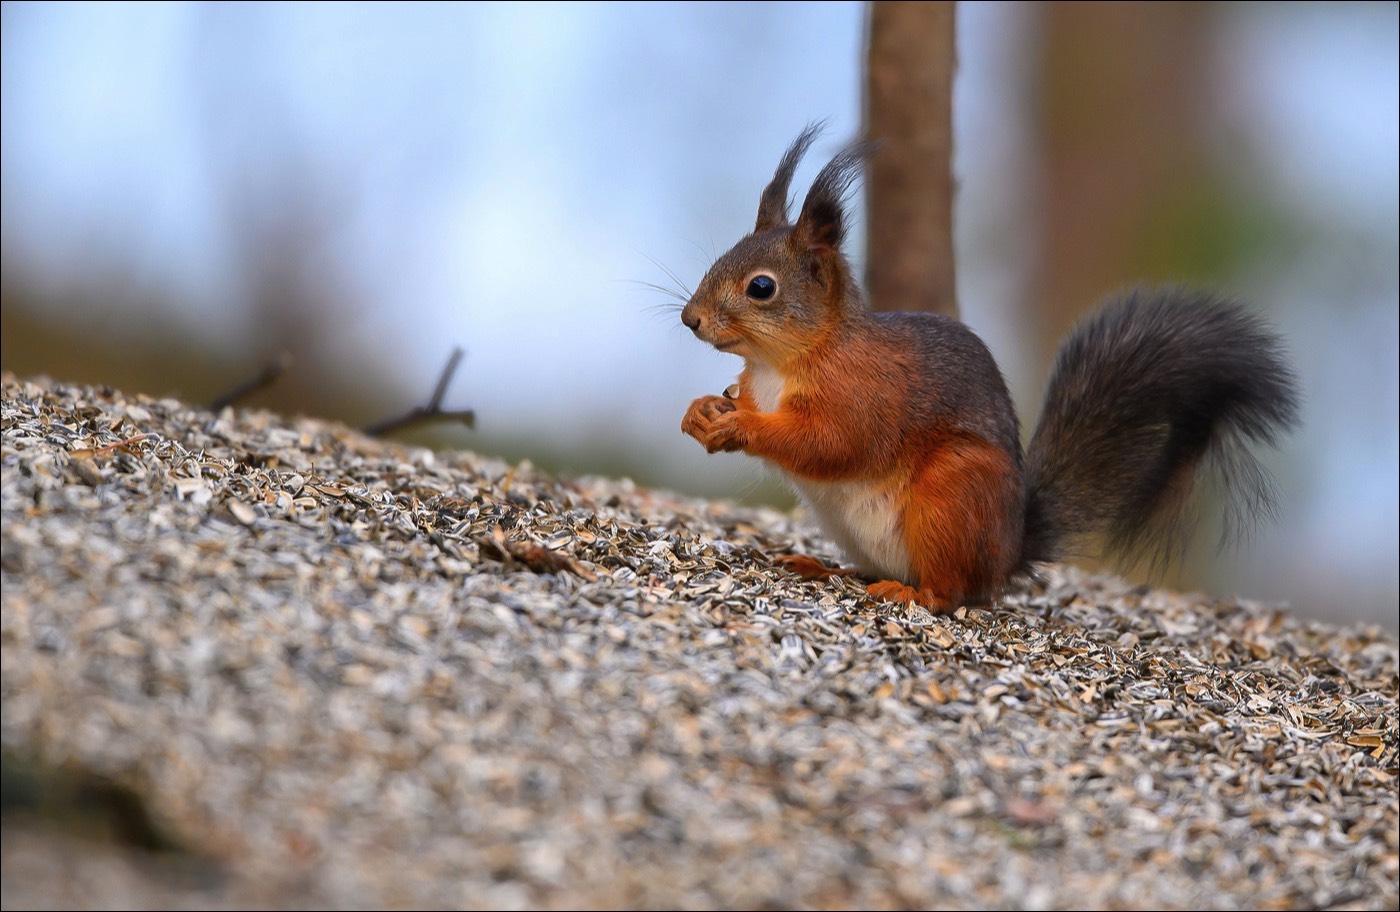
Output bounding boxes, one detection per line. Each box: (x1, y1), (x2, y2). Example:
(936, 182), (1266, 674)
(208, 352), (292, 411)
(363, 346), (476, 437)
(427, 347), (463, 412)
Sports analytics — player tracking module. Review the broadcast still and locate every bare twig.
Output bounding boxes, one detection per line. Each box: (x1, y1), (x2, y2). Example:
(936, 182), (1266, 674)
(208, 352), (292, 411)
(475, 524), (597, 581)
(363, 347), (476, 437)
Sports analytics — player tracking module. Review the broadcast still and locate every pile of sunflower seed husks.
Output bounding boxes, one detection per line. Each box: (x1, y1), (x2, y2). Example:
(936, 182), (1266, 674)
(2, 373), (1396, 910)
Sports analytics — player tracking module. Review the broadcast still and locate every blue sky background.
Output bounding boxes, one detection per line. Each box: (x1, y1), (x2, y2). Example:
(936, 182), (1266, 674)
(3, 2), (1396, 625)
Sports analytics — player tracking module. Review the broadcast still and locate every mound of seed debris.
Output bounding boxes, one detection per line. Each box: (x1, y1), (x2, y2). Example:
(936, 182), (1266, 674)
(2, 373), (1396, 911)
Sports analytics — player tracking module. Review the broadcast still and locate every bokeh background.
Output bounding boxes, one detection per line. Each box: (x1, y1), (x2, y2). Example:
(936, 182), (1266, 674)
(3, 2), (1395, 627)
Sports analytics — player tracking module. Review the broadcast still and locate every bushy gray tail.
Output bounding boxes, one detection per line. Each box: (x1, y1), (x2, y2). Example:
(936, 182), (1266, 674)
(1023, 287), (1301, 569)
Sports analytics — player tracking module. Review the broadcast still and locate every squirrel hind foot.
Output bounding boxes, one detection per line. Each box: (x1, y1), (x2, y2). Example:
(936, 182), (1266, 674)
(865, 580), (955, 614)
(772, 553), (857, 581)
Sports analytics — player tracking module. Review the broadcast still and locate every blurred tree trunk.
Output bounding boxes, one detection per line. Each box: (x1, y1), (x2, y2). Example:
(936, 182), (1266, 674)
(862, 0), (958, 317)
(1030, 2), (1215, 376)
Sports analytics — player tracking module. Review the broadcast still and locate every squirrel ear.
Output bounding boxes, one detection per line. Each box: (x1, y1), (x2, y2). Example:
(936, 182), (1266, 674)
(793, 142), (872, 254)
(755, 123), (824, 232)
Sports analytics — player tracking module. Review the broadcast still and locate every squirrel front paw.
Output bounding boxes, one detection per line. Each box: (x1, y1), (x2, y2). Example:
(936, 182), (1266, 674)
(682, 395), (745, 453)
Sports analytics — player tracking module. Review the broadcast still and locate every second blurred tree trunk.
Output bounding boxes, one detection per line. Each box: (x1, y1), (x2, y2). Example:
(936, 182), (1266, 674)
(1030, 2), (1229, 585)
(1030, 2), (1216, 378)
(863, 0), (958, 317)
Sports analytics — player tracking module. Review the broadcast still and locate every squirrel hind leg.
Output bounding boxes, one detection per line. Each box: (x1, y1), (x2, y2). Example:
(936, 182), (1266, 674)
(772, 553), (858, 581)
(898, 437), (1025, 610)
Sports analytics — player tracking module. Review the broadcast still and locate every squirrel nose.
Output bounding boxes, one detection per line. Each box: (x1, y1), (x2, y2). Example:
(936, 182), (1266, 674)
(681, 307), (701, 333)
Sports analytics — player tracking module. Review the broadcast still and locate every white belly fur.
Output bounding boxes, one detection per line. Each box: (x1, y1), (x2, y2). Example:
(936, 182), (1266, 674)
(792, 477), (913, 582)
(742, 362), (913, 583)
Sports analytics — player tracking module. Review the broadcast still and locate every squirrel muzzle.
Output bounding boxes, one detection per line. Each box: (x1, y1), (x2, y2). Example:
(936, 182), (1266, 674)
(680, 303), (702, 334)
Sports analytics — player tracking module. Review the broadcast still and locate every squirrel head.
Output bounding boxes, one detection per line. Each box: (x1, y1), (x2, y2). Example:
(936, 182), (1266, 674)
(681, 124), (869, 369)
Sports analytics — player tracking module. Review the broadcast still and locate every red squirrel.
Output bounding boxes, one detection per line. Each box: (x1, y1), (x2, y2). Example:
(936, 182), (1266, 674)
(680, 125), (1300, 613)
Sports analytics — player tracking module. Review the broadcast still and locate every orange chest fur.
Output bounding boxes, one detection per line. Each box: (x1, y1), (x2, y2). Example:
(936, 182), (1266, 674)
(738, 360), (918, 583)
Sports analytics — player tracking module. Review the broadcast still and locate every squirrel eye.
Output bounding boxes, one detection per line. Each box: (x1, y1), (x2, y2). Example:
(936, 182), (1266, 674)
(746, 274), (778, 301)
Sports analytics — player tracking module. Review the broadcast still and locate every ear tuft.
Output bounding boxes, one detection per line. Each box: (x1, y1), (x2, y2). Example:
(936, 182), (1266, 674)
(793, 141), (874, 253)
(755, 122), (825, 232)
